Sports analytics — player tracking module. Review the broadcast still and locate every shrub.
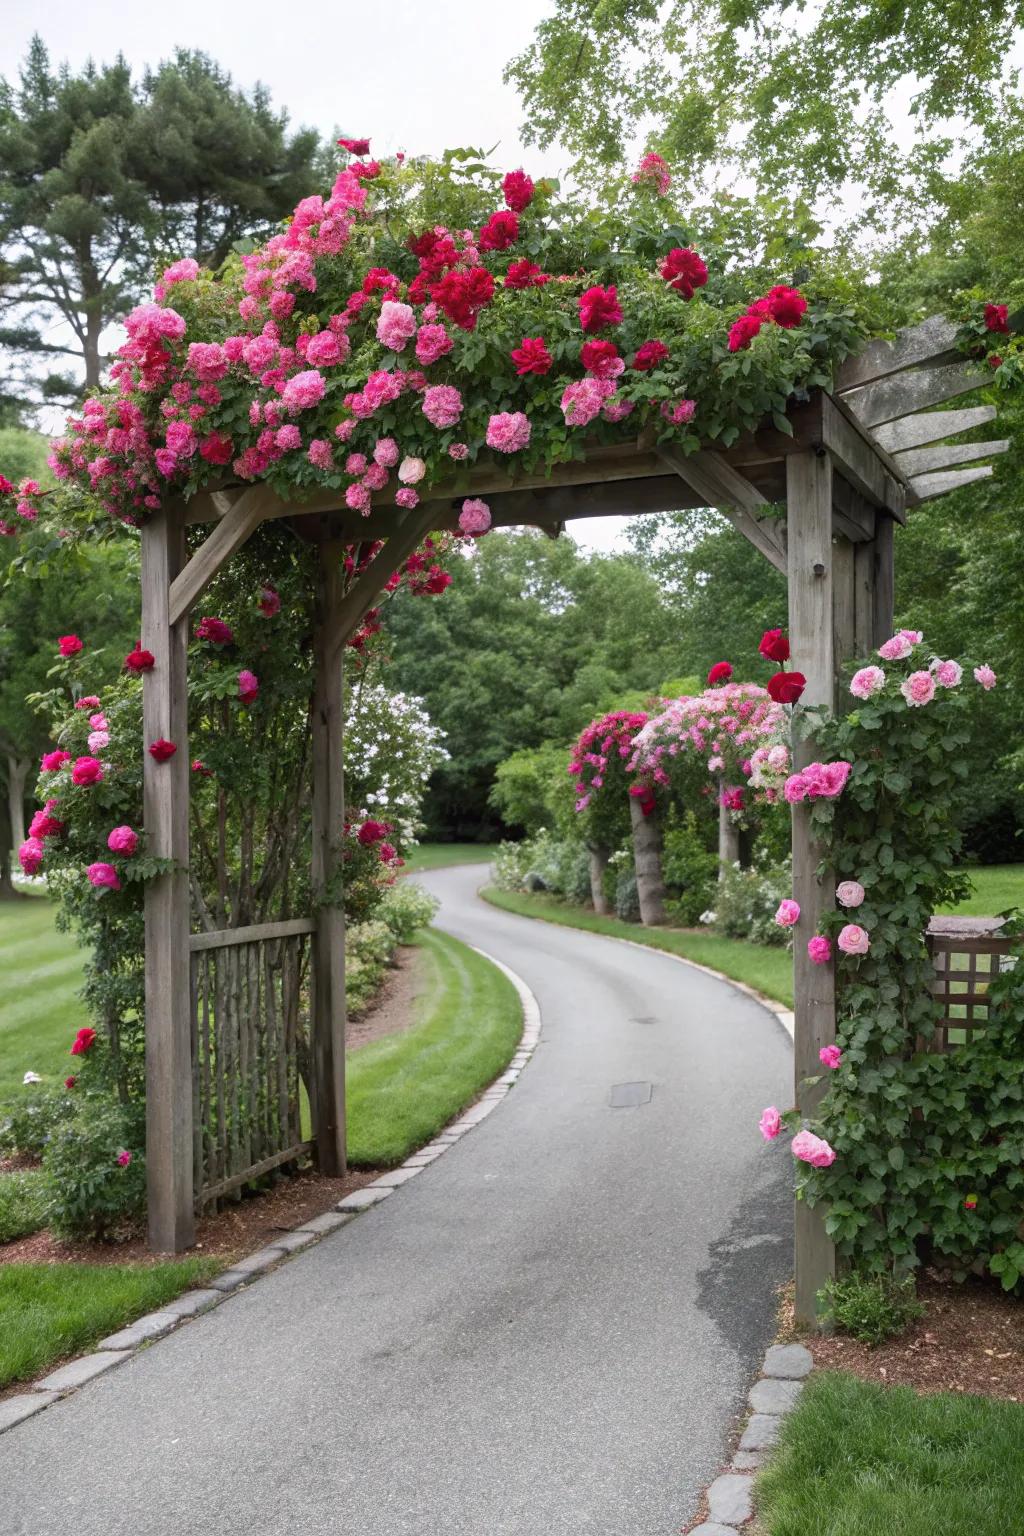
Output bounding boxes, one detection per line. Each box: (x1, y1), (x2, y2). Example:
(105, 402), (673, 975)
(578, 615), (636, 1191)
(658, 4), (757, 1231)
(0, 1169), (50, 1242)
(614, 870), (641, 922)
(0, 1088), (75, 1159)
(711, 856), (792, 945)
(377, 880), (439, 945)
(662, 812), (718, 926)
(819, 1270), (925, 1345)
(489, 829), (586, 898)
(43, 1098), (146, 1240)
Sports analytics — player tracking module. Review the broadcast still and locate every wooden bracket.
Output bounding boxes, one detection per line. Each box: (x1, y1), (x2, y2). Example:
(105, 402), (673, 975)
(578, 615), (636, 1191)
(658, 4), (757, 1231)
(657, 444), (787, 573)
(169, 485), (276, 625)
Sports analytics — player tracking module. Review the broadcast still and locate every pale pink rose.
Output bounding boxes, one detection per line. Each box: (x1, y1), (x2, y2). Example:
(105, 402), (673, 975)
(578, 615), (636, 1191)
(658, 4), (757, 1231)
(376, 300), (417, 351)
(836, 880), (865, 908)
(974, 664), (997, 690)
(398, 456), (426, 485)
(775, 899), (800, 928)
(899, 629), (923, 644)
(837, 923), (870, 955)
(850, 665), (885, 700)
(791, 1130), (836, 1168)
(932, 659), (962, 688)
(807, 935), (832, 965)
(900, 670), (936, 708)
(87, 730), (109, 752)
(759, 1106), (782, 1141)
(819, 1045), (842, 1070)
(878, 634), (913, 660)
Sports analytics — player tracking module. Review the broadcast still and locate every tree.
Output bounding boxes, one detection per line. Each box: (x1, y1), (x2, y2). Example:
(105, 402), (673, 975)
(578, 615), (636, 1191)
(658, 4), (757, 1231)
(506, 1), (1024, 218)
(0, 38), (320, 402)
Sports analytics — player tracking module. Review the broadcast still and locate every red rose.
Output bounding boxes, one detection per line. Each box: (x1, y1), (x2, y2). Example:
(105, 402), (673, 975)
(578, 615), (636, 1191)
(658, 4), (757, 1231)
(40, 749), (71, 773)
(765, 285), (808, 328)
(510, 336), (553, 375)
(989, 354), (1003, 369)
(124, 645), (155, 673)
(478, 210), (518, 252)
(633, 339), (670, 371)
(579, 285), (623, 332)
(71, 756), (104, 786)
(503, 169), (535, 214)
(350, 160), (380, 181)
(336, 136), (370, 155)
(64, 1075), (76, 1089)
(357, 819), (389, 845)
(504, 260), (550, 290)
(659, 247), (708, 299)
(195, 616), (234, 645)
(580, 339), (621, 378)
(984, 303), (1010, 334)
(759, 628), (790, 663)
(431, 267), (495, 330)
(707, 661), (733, 685)
(728, 314), (764, 352)
(191, 759), (213, 776)
(199, 432), (234, 466)
(767, 671), (806, 704)
(148, 739), (177, 763)
(70, 1027), (97, 1056)
(58, 634), (83, 657)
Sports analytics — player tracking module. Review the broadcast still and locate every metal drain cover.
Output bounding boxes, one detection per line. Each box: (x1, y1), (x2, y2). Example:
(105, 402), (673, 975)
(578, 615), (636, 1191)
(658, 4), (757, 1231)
(609, 1081), (653, 1108)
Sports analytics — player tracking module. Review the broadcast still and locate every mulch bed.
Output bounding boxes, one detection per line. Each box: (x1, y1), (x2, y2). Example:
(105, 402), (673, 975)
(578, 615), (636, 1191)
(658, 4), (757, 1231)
(782, 1271), (1024, 1402)
(347, 945), (428, 1049)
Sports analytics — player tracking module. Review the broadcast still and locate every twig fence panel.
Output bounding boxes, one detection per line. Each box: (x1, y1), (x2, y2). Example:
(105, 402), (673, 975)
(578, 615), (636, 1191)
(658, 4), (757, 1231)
(923, 917), (1017, 1052)
(189, 918), (315, 1206)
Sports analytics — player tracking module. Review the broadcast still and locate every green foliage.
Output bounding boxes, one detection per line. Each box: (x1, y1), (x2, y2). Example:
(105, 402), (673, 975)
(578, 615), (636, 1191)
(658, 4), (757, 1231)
(613, 868), (640, 923)
(490, 741), (575, 837)
(0, 1258), (221, 1388)
(756, 1370), (1024, 1536)
(490, 828), (589, 900)
(0, 1168), (49, 1242)
(709, 855), (792, 946)
(0, 1086), (74, 1158)
(662, 811), (718, 926)
(43, 1094), (145, 1239)
(819, 1270), (925, 1346)
(345, 919), (396, 1015)
(377, 880), (440, 946)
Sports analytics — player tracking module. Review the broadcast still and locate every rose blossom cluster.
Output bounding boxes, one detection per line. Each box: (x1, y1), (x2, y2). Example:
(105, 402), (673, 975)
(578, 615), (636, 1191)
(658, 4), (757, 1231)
(629, 682), (785, 802)
(569, 709), (649, 813)
(849, 631), (996, 707)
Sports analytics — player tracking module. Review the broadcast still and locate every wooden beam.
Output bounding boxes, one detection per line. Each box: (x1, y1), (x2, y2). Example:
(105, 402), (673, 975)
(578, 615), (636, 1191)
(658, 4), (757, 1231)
(310, 541), (347, 1176)
(841, 363), (989, 429)
(831, 477), (877, 543)
(820, 396), (906, 516)
(873, 515), (895, 643)
(835, 315), (959, 393)
(873, 404), (997, 453)
(908, 465), (994, 502)
(169, 485), (277, 625)
(658, 445), (787, 572)
(324, 506), (439, 661)
(141, 504), (195, 1252)
(786, 449), (838, 1324)
(894, 438), (1008, 478)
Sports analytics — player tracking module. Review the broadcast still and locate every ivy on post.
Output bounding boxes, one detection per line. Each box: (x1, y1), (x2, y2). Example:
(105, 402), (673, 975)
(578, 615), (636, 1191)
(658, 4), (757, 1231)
(141, 499), (195, 1252)
(786, 449), (839, 1323)
(310, 536), (347, 1176)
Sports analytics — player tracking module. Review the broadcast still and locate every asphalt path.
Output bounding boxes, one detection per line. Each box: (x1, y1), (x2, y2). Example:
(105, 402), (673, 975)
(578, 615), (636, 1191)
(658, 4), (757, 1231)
(1, 864), (793, 1536)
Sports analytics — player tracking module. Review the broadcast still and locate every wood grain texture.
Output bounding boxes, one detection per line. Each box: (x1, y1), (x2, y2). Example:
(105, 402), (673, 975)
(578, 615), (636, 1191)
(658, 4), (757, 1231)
(894, 438), (1008, 478)
(835, 315), (959, 393)
(169, 484), (276, 623)
(873, 404), (996, 453)
(908, 465), (994, 502)
(842, 363), (988, 429)
(658, 444), (787, 572)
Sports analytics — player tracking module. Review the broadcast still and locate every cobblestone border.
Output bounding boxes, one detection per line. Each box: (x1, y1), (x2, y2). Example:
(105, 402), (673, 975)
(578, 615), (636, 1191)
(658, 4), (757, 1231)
(686, 1343), (813, 1534)
(0, 942), (541, 1438)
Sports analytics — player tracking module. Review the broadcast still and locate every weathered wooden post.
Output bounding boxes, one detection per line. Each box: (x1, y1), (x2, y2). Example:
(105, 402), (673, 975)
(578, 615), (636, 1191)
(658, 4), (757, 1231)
(588, 844), (610, 914)
(718, 791), (741, 873)
(141, 501), (195, 1252)
(630, 794), (667, 924)
(310, 538), (347, 1175)
(786, 450), (839, 1322)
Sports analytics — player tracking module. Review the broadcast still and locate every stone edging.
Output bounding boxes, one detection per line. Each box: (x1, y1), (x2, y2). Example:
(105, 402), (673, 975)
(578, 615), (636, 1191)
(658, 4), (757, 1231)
(0, 940), (541, 1438)
(686, 1343), (812, 1534)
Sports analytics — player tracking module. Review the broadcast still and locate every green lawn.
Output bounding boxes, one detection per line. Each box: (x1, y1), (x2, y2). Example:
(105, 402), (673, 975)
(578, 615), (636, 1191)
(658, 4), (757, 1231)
(940, 863), (1024, 917)
(402, 842), (496, 873)
(0, 893), (90, 1098)
(0, 1258), (222, 1389)
(755, 1369), (1024, 1536)
(482, 886), (795, 1008)
(346, 926), (522, 1165)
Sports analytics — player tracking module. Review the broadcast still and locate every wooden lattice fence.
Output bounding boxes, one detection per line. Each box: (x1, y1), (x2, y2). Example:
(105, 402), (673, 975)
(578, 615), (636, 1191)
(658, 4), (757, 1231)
(924, 917), (1017, 1053)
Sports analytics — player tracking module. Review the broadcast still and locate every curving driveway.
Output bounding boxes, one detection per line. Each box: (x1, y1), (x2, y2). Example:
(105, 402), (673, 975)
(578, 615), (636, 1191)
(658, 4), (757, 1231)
(0, 864), (793, 1536)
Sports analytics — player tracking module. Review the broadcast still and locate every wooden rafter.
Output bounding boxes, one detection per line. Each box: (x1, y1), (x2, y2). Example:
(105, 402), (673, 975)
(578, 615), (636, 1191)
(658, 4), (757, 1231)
(873, 405), (996, 453)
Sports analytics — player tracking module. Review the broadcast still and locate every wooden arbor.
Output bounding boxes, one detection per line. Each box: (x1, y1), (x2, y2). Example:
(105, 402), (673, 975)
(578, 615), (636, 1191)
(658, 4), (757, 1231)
(144, 316), (1006, 1320)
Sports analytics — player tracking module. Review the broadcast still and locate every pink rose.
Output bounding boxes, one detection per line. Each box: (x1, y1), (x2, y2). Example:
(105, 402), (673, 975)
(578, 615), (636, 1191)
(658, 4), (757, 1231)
(837, 923), (870, 955)
(87, 861), (121, 891)
(836, 880), (865, 908)
(87, 730), (109, 753)
(398, 456), (426, 485)
(107, 825), (138, 856)
(775, 899), (800, 928)
(485, 411), (531, 453)
(759, 1106), (782, 1141)
(932, 659), (962, 688)
(791, 1130), (836, 1168)
(19, 838), (45, 875)
(850, 665), (885, 700)
(373, 437), (399, 467)
(376, 300), (417, 352)
(71, 756), (104, 786)
(395, 487), (419, 509)
(238, 669), (259, 705)
(900, 629), (923, 644)
(459, 498), (492, 536)
(422, 384), (463, 429)
(819, 1045), (842, 1070)
(974, 664), (997, 690)
(281, 369), (326, 412)
(807, 935), (832, 965)
(900, 670), (936, 707)
(116, 1149), (133, 1167)
(878, 634), (913, 660)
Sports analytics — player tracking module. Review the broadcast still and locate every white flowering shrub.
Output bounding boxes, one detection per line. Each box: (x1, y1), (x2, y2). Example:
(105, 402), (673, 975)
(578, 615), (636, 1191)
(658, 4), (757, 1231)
(711, 855), (792, 946)
(344, 682), (448, 850)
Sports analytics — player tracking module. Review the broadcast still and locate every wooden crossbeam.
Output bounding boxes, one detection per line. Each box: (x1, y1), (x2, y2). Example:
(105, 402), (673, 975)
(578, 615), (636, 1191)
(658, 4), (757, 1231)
(835, 316), (959, 393)
(841, 363), (988, 429)
(816, 395), (905, 516)
(169, 485), (277, 625)
(657, 445), (786, 572)
(873, 405), (996, 453)
(908, 465), (994, 502)
(893, 438), (1008, 478)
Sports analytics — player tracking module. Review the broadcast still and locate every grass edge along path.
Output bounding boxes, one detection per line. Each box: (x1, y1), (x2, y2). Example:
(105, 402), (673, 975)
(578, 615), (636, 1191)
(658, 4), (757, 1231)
(481, 886), (794, 1009)
(346, 925), (522, 1166)
(401, 843), (496, 874)
(755, 1369), (1024, 1536)
(0, 1257), (222, 1390)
